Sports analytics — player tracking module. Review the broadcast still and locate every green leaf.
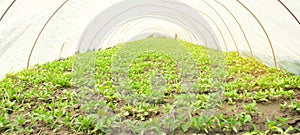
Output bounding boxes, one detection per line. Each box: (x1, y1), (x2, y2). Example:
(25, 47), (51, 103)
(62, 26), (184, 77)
(275, 127), (284, 134)
(285, 126), (294, 133)
(181, 122), (190, 132)
(232, 126), (238, 133)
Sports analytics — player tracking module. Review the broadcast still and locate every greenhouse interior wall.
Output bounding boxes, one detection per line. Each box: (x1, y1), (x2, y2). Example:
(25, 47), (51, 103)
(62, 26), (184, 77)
(0, 0), (299, 77)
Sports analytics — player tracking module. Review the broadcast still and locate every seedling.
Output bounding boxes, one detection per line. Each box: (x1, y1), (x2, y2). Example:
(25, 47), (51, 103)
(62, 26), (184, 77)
(226, 116), (241, 133)
(190, 115), (214, 133)
(288, 101), (300, 113)
(243, 102), (258, 116)
(265, 118), (293, 134)
(280, 102), (287, 110)
(215, 114), (227, 131)
(236, 112), (252, 128)
(275, 116), (290, 127)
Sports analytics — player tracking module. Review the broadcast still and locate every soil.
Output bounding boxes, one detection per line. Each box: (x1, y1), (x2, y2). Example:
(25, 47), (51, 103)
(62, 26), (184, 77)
(11, 86), (299, 135)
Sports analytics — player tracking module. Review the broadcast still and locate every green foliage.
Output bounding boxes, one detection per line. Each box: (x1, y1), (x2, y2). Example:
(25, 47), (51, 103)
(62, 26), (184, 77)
(243, 102), (258, 116)
(288, 101), (300, 113)
(0, 38), (298, 134)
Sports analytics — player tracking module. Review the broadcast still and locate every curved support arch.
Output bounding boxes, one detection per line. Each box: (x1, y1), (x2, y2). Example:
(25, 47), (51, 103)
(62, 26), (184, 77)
(78, 0), (221, 53)
(278, 0), (300, 25)
(193, 8), (228, 51)
(0, 0), (16, 22)
(99, 12), (214, 50)
(215, 0), (253, 57)
(26, 0), (69, 68)
(108, 15), (208, 47)
(150, 11), (210, 46)
(202, 0), (238, 52)
(162, 1), (227, 50)
(237, 0), (277, 67)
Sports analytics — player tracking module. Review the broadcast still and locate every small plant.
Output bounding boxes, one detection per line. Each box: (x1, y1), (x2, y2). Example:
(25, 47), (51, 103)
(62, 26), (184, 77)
(243, 102), (258, 116)
(236, 112), (252, 129)
(288, 101), (300, 113)
(227, 116), (241, 133)
(0, 114), (9, 131)
(181, 121), (191, 133)
(266, 118), (279, 133)
(265, 117), (294, 134)
(190, 115), (214, 133)
(215, 114), (227, 131)
(280, 102), (288, 110)
(275, 116), (290, 127)
(255, 91), (268, 102)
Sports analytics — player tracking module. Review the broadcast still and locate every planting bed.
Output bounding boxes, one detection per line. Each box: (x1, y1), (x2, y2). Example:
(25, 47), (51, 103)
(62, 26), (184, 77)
(0, 38), (299, 134)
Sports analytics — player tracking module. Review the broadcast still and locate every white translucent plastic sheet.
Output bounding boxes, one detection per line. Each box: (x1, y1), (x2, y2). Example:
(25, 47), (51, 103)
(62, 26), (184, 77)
(0, 0), (300, 78)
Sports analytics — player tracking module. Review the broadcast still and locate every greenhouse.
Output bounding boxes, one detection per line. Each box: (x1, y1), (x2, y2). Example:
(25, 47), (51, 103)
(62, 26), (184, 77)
(0, 0), (299, 134)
